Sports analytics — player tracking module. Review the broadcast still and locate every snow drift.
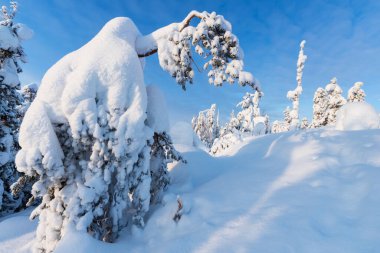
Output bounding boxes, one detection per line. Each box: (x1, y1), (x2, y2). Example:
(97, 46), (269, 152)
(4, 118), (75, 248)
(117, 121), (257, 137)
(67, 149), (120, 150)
(2, 128), (380, 252)
(336, 102), (380, 131)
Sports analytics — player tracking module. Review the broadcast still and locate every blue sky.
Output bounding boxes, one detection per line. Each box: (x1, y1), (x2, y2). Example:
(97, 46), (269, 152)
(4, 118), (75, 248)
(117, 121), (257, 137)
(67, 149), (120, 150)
(11, 0), (380, 124)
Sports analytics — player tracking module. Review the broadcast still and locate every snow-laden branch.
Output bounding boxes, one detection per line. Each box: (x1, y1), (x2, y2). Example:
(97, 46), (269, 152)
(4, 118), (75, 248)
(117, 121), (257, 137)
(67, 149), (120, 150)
(136, 11), (258, 90)
(136, 10), (204, 57)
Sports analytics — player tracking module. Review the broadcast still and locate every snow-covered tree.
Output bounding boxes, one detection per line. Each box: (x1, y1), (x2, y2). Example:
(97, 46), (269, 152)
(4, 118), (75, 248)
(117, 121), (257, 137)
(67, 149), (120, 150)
(192, 104), (220, 148)
(145, 85), (185, 205)
(286, 40), (307, 130)
(210, 110), (242, 155)
(235, 91), (263, 134)
(0, 2), (33, 215)
(347, 81), (365, 102)
(310, 87), (329, 128)
(325, 77), (346, 125)
(15, 11), (256, 253)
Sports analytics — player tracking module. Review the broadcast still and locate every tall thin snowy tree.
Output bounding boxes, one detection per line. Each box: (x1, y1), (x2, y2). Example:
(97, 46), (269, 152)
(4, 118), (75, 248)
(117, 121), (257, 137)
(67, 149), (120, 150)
(15, 11), (257, 253)
(286, 40), (307, 130)
(347, 81), (365, 102)
(0, 2), (33, 215)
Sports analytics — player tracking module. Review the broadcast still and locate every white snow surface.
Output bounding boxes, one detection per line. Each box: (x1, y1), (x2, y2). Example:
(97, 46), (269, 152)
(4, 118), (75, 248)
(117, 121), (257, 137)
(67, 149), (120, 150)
(336, 102), (380, 131)
(0, 25), (19, 49)
(19, 17), (150, 163)
(3, 128), (380, 252)
(34, 17), (145, 125)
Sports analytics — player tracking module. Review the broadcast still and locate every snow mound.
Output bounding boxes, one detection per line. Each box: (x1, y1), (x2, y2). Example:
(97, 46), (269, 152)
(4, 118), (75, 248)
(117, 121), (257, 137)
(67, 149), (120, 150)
(336, 102), (380, 131)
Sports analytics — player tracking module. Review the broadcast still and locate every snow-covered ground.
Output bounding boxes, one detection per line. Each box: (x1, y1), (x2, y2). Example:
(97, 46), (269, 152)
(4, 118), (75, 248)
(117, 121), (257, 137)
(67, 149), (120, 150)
(1, 128), (380, 253)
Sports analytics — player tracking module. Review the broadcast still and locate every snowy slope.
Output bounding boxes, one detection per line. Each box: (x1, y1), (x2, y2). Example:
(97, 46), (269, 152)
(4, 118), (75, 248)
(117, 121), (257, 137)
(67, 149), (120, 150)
(1, 128), (380, 253)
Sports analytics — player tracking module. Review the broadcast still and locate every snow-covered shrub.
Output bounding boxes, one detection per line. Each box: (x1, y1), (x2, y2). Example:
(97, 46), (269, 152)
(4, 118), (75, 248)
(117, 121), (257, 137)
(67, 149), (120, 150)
(192, 104), (219, 148)
(271, 120), (289, 133)
(347, 81), (365, 103)
(335, 102), (379, 131)
(0, 2), (33, 215)
(16, 11), (255, 253)
(210, 130), (242, 155)
(210, 110), (241, 155)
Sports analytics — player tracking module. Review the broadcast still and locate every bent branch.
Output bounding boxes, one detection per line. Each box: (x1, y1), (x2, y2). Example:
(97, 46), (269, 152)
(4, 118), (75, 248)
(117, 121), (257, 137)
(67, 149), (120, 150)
(136, 10), (204, 58)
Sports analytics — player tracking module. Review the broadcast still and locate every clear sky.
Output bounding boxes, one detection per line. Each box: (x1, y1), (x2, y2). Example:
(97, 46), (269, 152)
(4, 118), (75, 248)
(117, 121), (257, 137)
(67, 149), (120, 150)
(11, 0), (380, 124)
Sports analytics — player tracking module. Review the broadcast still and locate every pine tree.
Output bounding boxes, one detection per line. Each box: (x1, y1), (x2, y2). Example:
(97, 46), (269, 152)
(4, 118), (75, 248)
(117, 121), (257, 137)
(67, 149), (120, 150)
(192, 104), (220, 148)
(347, 81), (365, 102)
(310, 87), (328, 128)
(11, 83), (38, 210)
(150, 132), (185, 205)
(325, 77), (346, 125)
(235, 91), (263, 134)
(15, 11), (256, 252)
(0, 1), (32, 215)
